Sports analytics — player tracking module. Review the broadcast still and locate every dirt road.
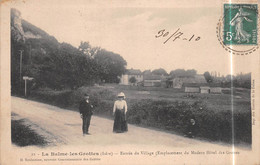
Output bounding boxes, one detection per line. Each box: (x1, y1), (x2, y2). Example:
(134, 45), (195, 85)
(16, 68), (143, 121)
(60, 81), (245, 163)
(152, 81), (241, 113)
(11, 96), (246, 149)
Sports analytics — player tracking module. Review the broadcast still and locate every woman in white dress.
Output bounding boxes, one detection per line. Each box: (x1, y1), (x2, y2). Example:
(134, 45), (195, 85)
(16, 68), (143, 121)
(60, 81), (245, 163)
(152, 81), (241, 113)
(113, 92), (128, 133)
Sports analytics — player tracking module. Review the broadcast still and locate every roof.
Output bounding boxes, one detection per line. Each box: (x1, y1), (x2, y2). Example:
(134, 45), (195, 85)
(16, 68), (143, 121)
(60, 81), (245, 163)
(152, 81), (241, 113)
(125, 69), (142, 75)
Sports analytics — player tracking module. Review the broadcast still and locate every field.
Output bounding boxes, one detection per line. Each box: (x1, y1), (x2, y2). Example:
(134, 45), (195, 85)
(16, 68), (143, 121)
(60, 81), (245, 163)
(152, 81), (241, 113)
(28, 84), (251, 145)
(93, 84), (250, 113)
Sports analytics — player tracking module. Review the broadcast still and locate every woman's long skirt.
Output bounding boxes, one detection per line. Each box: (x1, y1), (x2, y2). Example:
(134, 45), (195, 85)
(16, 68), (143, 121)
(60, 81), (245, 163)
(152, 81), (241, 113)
(113, 109), (128, 133)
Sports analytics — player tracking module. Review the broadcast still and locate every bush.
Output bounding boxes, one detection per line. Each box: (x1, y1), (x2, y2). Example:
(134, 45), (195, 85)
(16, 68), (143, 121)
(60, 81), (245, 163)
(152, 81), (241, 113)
(30, 87), (117, 115)
(127, 99), (251, 144)
(30, 88), (73, 108)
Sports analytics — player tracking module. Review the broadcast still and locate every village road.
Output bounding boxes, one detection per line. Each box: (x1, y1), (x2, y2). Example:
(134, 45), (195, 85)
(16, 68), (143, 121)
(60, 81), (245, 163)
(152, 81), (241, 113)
(11, 96), (248, 150)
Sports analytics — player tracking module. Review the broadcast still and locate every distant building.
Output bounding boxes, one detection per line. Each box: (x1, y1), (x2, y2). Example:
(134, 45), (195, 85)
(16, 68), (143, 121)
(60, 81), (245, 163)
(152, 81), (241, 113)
(208, 83), (222, 94)
(183, 82), (222, 94)
(172, 75), (207, 89)
(210, 87), (222, 94)
(183, 83), (200, 93)
(120, 69), (143, 85)
(143, 74), (164, 87)
(143, 80), (161, 87)
(200, 86), (210, 94)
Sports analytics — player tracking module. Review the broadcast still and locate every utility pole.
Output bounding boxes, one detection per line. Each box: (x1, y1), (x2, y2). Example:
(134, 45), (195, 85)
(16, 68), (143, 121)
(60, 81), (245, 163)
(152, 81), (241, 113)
(25, 78), (27, 97)
(19, 50), (24, 91)
(29, 44), (32, 64)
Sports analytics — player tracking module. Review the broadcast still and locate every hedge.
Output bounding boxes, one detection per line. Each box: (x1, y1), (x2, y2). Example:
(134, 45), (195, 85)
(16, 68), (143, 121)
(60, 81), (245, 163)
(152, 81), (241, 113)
(126, 99), (251, 144)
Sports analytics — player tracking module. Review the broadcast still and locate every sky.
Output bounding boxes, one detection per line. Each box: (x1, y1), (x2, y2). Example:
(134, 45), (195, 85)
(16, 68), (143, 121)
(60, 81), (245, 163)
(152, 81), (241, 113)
(9, 0), (257, 76)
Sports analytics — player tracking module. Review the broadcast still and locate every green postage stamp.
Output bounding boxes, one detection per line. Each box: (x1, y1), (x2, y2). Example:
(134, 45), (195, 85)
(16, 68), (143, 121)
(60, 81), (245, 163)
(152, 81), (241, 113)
(223, 4), (258, 45)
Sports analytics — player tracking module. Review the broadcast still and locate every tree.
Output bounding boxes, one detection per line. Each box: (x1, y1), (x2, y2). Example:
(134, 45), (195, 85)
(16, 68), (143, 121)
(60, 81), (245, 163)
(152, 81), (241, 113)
(78, 41), (100, 57)
(169, 69), (197, 78)
(186, 69), (197, 77)
(54, 42), (102, 89)
(169, 69), (186, 78)
(78, 41), (91, 55)
(11, 9), (128, 93)
(152, 68), (168, 76)
(235, 73), (251, 88)
(204, 71), (213, 83)
(94, 49), (127, 83)
(143, 70), (151, 75)
(129, 76), (137, 85)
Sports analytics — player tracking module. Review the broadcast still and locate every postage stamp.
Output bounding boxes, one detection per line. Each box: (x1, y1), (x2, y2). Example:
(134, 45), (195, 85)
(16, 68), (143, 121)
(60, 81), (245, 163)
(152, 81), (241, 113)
(216, 3), (259, 55)
(223, 4), (258, 45)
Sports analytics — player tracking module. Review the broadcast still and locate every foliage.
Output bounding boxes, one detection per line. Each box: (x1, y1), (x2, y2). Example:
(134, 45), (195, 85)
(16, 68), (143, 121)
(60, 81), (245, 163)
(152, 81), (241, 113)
(94, 49), (127, 83)
(78, 41), (100, 57)
(152, 68), (168, 76)
(143, 70), (152, 75)
(11, 37), (100, 91)
(203, 71), (213, 83)
(231, 73), (251, 89)
(170, 69), (197, 78)
(129, 76), (137, 84)
(206, 72), (251, 89)
(11, 10), (127, 94)
(30, 89), (73, 108)
(127, 99), (251, 144)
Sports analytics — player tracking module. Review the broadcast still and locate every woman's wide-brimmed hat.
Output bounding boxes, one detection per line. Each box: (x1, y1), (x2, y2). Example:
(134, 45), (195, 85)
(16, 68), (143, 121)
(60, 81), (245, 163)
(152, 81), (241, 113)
(117, 92), (125, 98)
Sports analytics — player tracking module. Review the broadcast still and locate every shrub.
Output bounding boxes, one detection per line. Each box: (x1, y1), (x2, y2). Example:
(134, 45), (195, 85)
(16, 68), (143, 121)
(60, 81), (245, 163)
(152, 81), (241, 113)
(127, 99), (251, 144)
(30, 88), (73, 108)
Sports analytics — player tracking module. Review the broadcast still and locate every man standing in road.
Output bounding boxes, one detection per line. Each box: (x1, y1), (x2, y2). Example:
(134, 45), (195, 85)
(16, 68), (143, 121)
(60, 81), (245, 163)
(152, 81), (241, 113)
(79, 94), (93, 136)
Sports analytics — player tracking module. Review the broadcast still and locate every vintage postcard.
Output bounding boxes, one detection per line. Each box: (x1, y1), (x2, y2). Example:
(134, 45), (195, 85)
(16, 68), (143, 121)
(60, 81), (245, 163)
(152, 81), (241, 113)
(0, 0), (259, 164)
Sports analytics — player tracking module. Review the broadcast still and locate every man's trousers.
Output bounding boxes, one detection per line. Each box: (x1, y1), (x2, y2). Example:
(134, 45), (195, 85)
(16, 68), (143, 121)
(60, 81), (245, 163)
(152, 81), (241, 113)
(82, 115), (92, 134)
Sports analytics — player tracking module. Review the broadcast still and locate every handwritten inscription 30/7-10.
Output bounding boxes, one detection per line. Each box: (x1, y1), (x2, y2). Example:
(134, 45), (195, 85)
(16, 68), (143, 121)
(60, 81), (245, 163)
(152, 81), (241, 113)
(155, 29), (201, 44)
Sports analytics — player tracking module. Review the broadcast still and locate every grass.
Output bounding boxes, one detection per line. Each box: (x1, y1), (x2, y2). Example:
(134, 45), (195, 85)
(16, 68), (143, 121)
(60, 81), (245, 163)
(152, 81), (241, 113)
(29, 84), (250, 114)
(87, 84), (251, 113)
(11, 118), (48, 147)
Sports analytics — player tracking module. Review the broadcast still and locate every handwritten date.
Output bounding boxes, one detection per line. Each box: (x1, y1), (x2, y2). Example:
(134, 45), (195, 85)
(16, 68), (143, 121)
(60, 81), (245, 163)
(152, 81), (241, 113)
(155, 29), (201, 44)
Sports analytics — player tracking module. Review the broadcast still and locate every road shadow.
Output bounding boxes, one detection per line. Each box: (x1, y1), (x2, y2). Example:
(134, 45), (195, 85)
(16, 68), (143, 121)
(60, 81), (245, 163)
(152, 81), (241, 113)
(11, 115), (48, 147)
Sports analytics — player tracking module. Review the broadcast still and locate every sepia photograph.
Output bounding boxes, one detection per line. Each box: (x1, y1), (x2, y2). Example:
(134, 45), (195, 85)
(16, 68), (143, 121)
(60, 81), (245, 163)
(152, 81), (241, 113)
(0, 0), (259, 164)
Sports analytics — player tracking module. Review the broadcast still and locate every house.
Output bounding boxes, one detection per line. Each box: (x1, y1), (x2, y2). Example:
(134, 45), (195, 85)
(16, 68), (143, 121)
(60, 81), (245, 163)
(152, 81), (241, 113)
(183, 82), (222, 94)
(144, 80), (161, 87)
(208, 83), (222, 94)
(210, 87), (222, 94)
(200, 86), (210, 93)
(172, 75), (207, 89)
(143, 74), (164, 87)
(183, 83), (200, 93)
(120, 69), (143, 85)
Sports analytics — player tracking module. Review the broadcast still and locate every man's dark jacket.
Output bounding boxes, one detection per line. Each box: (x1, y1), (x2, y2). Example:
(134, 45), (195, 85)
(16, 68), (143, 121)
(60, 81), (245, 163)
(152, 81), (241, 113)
(79, 100), (93, 116)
